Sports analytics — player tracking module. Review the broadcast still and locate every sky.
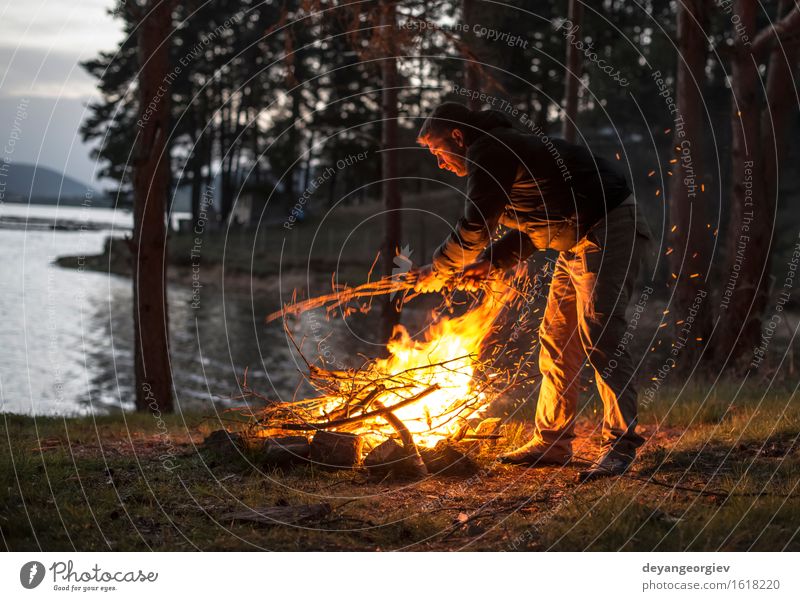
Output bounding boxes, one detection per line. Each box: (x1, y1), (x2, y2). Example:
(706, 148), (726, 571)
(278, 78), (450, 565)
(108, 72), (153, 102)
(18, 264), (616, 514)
(0, 0), (126, 188)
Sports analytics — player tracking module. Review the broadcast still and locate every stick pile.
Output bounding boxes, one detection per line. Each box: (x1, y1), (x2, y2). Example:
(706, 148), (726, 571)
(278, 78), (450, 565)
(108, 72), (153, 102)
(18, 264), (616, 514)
(241, 262), (552, 475)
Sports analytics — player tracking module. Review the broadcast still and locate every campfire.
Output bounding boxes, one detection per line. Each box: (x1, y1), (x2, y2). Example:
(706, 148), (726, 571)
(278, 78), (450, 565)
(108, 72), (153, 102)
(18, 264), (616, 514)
(235, 264), (543, 477)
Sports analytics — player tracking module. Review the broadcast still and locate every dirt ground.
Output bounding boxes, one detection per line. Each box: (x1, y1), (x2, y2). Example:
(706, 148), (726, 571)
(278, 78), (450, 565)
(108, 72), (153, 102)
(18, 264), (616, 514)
(6, 403), (796, 552)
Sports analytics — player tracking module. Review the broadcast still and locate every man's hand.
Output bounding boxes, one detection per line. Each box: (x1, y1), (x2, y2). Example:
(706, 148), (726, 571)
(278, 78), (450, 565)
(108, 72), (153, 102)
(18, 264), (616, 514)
(413, 264), (448, 293)
(459, 259), (493, 292)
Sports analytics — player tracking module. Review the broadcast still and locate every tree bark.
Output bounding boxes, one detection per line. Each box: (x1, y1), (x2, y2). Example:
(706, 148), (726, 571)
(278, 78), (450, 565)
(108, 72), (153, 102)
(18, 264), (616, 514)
(133, 0), (174, 413)
(380, 0), (402, 343)
(718, 0), (767, 369)
(561, 0), (583, 143)
(668, 0), (713, 370)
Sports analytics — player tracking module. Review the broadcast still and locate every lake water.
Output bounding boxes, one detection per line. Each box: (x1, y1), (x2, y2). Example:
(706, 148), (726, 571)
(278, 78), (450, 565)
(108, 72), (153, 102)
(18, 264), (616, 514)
(0, 204), (365, 416)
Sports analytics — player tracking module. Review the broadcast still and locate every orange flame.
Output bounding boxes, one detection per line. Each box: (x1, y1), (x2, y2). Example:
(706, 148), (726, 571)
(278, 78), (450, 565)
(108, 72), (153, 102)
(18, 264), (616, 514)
(320, 279), (517, 448)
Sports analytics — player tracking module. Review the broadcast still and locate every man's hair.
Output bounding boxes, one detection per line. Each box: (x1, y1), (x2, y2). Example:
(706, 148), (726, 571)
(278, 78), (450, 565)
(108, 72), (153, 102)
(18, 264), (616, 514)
(417, 101), (515, 145)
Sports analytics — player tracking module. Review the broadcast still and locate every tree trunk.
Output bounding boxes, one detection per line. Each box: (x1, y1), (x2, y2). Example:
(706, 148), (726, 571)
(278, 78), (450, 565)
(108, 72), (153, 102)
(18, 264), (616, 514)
(745, 0), (800, 370)
(380, 0), (402, 343)
(718, 0), (766, 369)
(327, 165), (338, 208)
(204, 88), (215, 215)
(561, 0), (583, 143)
(760, 0), (799, 286)
(303, 130), (316, 192)
(462, 0), (481, 109)
(218, 79), (234, 223)
(250, 107), (261, 186)
(285, 86), (302, 213)
(133, 0), (173, 413)
(190, 126), (205, 232)
(668, 0), (713, 370)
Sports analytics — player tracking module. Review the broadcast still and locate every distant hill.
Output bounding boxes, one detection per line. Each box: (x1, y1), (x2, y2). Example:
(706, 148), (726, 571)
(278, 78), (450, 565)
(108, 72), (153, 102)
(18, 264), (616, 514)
(0, 162), (110, 207)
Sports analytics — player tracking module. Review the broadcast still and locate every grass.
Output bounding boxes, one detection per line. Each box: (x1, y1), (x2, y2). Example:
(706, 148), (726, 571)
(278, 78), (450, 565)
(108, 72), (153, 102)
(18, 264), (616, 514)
(2, 382), (798, 551)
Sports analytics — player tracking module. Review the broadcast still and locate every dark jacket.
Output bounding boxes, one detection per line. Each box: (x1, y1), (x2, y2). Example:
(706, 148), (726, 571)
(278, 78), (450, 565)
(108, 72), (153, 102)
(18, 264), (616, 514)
(431, 117), (631, 274)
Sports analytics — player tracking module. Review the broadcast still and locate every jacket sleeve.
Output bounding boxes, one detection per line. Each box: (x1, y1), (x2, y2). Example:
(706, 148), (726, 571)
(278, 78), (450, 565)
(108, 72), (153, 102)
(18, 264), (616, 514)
(431, 136), (518, 275)
(478, 228), (536, 270)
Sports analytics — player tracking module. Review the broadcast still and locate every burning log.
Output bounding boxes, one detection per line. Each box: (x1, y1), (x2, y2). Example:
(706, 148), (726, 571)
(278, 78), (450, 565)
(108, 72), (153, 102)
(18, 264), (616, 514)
(310, 431), (363, 469)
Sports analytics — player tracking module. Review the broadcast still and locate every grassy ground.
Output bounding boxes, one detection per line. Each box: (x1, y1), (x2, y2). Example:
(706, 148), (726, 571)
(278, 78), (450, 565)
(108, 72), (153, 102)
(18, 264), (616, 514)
(2, 383), (798, 551)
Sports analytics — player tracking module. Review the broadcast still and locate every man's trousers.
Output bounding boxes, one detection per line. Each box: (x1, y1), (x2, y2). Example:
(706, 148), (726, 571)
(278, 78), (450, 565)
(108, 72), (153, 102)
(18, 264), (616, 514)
(533, 197), (653, 460)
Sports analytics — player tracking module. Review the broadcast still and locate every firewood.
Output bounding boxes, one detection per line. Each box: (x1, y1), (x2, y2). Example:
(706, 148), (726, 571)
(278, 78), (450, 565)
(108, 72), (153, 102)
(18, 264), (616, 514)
(248, 435), (310, 466)
(278, 384), (440, 431)
(309, 431), (363, 469)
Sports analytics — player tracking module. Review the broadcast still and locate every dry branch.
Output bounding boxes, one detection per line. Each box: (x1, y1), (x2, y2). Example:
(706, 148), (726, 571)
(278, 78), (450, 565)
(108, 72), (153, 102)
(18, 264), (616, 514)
(277, 384), (441, 431)
(370, 398), (427, 477)
(265, 272), (420, 323)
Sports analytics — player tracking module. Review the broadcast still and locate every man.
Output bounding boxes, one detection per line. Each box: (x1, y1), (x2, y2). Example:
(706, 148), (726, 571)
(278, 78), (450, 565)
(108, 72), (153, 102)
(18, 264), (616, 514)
(414, 102), (653, 482)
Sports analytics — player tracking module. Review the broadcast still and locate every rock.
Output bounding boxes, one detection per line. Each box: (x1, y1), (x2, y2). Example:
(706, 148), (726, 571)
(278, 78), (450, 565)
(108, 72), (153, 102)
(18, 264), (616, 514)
(474, 417), (502, 438)
(364, 439), (428, 480)
(364, 439), (404, 467)
(202, 429), (244, 453)
(420, 441), (481, 477)
(471, 417), (503, 450)
(309, 430), (363, 469)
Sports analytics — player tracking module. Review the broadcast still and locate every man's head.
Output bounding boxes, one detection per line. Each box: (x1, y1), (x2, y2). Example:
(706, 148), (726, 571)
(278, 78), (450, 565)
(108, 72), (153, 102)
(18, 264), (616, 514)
(416, 102), (473, 177)
(417, 102), (515, 177)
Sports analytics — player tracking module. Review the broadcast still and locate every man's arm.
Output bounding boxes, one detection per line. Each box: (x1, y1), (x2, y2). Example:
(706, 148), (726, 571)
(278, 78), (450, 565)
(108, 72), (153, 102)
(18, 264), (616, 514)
(431, 136), (518, 274)
(478, 228), (536, 271)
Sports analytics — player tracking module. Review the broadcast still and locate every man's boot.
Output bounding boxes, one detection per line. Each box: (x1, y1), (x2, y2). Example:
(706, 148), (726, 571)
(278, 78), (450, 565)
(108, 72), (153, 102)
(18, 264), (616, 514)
(576, 449), (633, 482)
(499, 439), (571, 466)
